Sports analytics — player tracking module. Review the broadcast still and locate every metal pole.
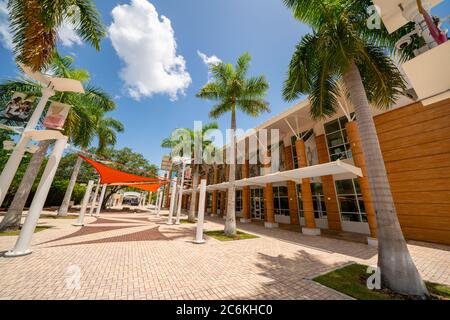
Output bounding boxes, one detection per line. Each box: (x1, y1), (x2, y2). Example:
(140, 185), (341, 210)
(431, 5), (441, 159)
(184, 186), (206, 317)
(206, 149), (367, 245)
(5, 136), (67, 257)
(194, 179), (207, 244)
(89, 178), (101, 216)
(175, 160), (186, 225)
(153, 190), (160, 214)
(74, 180), (94, 226)
(95, 184), (107, 217)
(0, 88), (55, 207)
(156, 190), (163, 216)
(167, 177), (178, 225)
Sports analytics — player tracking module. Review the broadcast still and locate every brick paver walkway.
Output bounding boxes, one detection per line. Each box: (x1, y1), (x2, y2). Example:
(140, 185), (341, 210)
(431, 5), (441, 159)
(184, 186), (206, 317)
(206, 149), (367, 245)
(0, 209), (448, 300)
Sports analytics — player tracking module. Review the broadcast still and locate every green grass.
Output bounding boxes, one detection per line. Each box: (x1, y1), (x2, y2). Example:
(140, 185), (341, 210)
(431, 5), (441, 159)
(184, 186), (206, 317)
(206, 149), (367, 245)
(40, 214), (77, 219)
(313, 263), (450, 300)
(180, 219), (196, 224)
(0, 226), (52, 237)
(204, 230), (259, 241)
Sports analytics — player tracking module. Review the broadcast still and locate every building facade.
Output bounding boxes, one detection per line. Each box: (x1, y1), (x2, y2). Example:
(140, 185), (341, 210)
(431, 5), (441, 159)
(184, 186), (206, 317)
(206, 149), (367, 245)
(180, 96), (450, 246)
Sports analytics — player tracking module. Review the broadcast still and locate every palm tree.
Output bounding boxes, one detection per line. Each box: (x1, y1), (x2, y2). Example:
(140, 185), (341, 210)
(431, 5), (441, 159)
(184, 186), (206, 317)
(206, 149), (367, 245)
(161, 122), (219, 222)
(0, 53), (118, 230)
(196, 53), (269, 236)
(282, 0), (428, 298)
(8, 0), (105, 71)
(57, 114), (124, 216)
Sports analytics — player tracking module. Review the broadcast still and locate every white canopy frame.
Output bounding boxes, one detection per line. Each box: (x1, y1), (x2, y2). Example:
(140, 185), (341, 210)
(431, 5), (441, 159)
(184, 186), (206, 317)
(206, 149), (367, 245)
(206, 160), (362, 190)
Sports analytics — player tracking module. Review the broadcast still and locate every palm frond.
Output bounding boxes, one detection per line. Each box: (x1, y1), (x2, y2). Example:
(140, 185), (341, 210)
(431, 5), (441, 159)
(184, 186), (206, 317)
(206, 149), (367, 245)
(282, 34), (318, 101)
(209, 102), (232, 119)
(356, 44), (406, 108)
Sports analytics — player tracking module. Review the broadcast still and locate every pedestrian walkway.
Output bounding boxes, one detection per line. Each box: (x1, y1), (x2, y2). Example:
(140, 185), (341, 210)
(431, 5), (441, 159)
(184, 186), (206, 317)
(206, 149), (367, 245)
(0, 210), (448, 300)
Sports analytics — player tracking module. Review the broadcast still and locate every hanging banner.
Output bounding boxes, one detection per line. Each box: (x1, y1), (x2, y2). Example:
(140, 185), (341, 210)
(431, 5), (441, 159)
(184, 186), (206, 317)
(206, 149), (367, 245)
(0, 92), (36, 122)
(160, 154), (171, 171)
(43, 101), (71, 130)
(304, 133), (320, 182)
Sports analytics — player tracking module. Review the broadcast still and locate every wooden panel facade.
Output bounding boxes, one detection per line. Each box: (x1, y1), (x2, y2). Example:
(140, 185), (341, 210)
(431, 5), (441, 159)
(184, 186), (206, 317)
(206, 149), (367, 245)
(375, 98), (450, 245)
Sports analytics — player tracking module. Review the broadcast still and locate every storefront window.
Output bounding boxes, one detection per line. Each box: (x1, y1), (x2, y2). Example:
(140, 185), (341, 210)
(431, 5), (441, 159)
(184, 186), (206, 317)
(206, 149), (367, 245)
(296, 183), (327, 218)
(236, 190), (242, 212)
(324, 115), (353, 161)
(273, 186), (289, 216)
(335, 179), (367, 222)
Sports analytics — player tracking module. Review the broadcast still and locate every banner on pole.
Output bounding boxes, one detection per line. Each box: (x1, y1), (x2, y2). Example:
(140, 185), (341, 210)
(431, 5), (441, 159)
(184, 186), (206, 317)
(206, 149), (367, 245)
(0, 92), (36, 122)
(43, 101), (71, 130)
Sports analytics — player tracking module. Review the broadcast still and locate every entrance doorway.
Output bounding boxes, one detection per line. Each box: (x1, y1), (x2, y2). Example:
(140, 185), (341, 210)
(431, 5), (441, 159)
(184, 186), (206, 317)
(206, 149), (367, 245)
(250, 188), (264, 220)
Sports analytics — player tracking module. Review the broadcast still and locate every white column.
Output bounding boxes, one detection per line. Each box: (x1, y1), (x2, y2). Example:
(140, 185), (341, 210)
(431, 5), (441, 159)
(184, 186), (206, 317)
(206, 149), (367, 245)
(74, 180), (94, 226)
(153, 190), (160, 214)
(89, 178), (101, 216)
(5, 137), (67, 257)
(167, 178), (178, 225)
(175, 160), (186, 225)
(0, 88), (55, 207)
(194, 179), (207, 244)
(95, 184), (107, 217)
(156, 190), (163, 216)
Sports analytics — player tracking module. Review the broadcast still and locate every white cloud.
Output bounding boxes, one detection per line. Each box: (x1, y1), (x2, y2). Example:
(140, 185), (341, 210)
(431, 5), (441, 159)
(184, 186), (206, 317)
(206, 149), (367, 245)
(197, 50), (221, 66)
(109, 0), (191, 101)
(0, 0), (13, 50)
(57, 21), (83, 47)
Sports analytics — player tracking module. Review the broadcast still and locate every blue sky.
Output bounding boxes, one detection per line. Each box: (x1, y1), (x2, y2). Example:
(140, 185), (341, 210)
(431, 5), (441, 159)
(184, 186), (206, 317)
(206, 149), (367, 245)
(0, 0), (449, 168)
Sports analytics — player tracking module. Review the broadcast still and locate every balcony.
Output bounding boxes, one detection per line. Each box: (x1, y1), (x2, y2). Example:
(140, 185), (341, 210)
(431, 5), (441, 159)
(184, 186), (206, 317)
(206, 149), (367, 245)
(402, 41), (450, 105)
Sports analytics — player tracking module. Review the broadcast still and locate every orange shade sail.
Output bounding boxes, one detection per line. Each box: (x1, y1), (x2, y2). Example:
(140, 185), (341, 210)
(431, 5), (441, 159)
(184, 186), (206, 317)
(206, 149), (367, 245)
(125, 183), (163, 193)
(80, 155), (164, 185)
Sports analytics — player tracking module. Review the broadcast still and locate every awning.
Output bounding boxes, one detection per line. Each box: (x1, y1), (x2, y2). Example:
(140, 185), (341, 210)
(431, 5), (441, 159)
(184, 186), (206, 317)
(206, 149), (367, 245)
(80, 155), (164, 185)
(205, 160), (362, 189)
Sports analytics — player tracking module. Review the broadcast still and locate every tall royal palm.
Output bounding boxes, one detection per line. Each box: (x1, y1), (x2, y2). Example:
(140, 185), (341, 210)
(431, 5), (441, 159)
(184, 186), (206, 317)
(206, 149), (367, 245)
(8, 0), (105, 71)
(196, 53), (269, 236)
(282, 0), (428, 297)
(161, 122), (219, 222)
(0, 54), (118, 230)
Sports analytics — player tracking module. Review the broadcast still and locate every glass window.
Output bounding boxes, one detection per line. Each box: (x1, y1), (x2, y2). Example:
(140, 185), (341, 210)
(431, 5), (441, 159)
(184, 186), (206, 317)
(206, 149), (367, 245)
(324, 115), (354, 161)
(235, 190), (242, 212)
(296, 183), (327, 219)
(273, 186), (289, 216)
(335, 179), (367, 222)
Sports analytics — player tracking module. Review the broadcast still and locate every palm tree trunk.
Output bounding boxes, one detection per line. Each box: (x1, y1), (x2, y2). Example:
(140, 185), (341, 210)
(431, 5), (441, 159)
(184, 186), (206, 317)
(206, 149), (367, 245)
(0, 140), (51, 232)
(224, 105), (237, 236)
(343, 62), (428, 298)
(58, 156), (83, 216)
(188, 164), (199, 222)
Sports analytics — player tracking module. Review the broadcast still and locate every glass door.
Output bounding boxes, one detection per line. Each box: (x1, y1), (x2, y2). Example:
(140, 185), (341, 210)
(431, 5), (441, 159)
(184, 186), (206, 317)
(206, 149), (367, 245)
(251, 189), (264, 220)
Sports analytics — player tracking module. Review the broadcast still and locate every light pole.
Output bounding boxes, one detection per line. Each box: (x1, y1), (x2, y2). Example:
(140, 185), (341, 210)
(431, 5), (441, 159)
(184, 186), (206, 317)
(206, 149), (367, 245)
(0, 64), (84, 208)
(194, 179), (207, 244)
(174, 156), (189, 225)
(5, 137), (68, 257)
(167, 177), (178, 225)
(95, 184), (107, 217)
(74, 180), (95, 227)
(89, 178), (101, 216)
(0, 87), (54, 207)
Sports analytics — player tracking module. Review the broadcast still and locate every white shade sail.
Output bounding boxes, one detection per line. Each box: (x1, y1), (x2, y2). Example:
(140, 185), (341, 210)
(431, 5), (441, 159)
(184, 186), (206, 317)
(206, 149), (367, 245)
(206, 160), (362, 190)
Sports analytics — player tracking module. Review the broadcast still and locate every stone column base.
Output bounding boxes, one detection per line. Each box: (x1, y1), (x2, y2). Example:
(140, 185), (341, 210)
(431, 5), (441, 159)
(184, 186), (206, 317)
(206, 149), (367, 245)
(302, 227), (321, 236)
(367, 237), (378, 247)
(264, 222), (279, 229)
(240, 218), (252, 223)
